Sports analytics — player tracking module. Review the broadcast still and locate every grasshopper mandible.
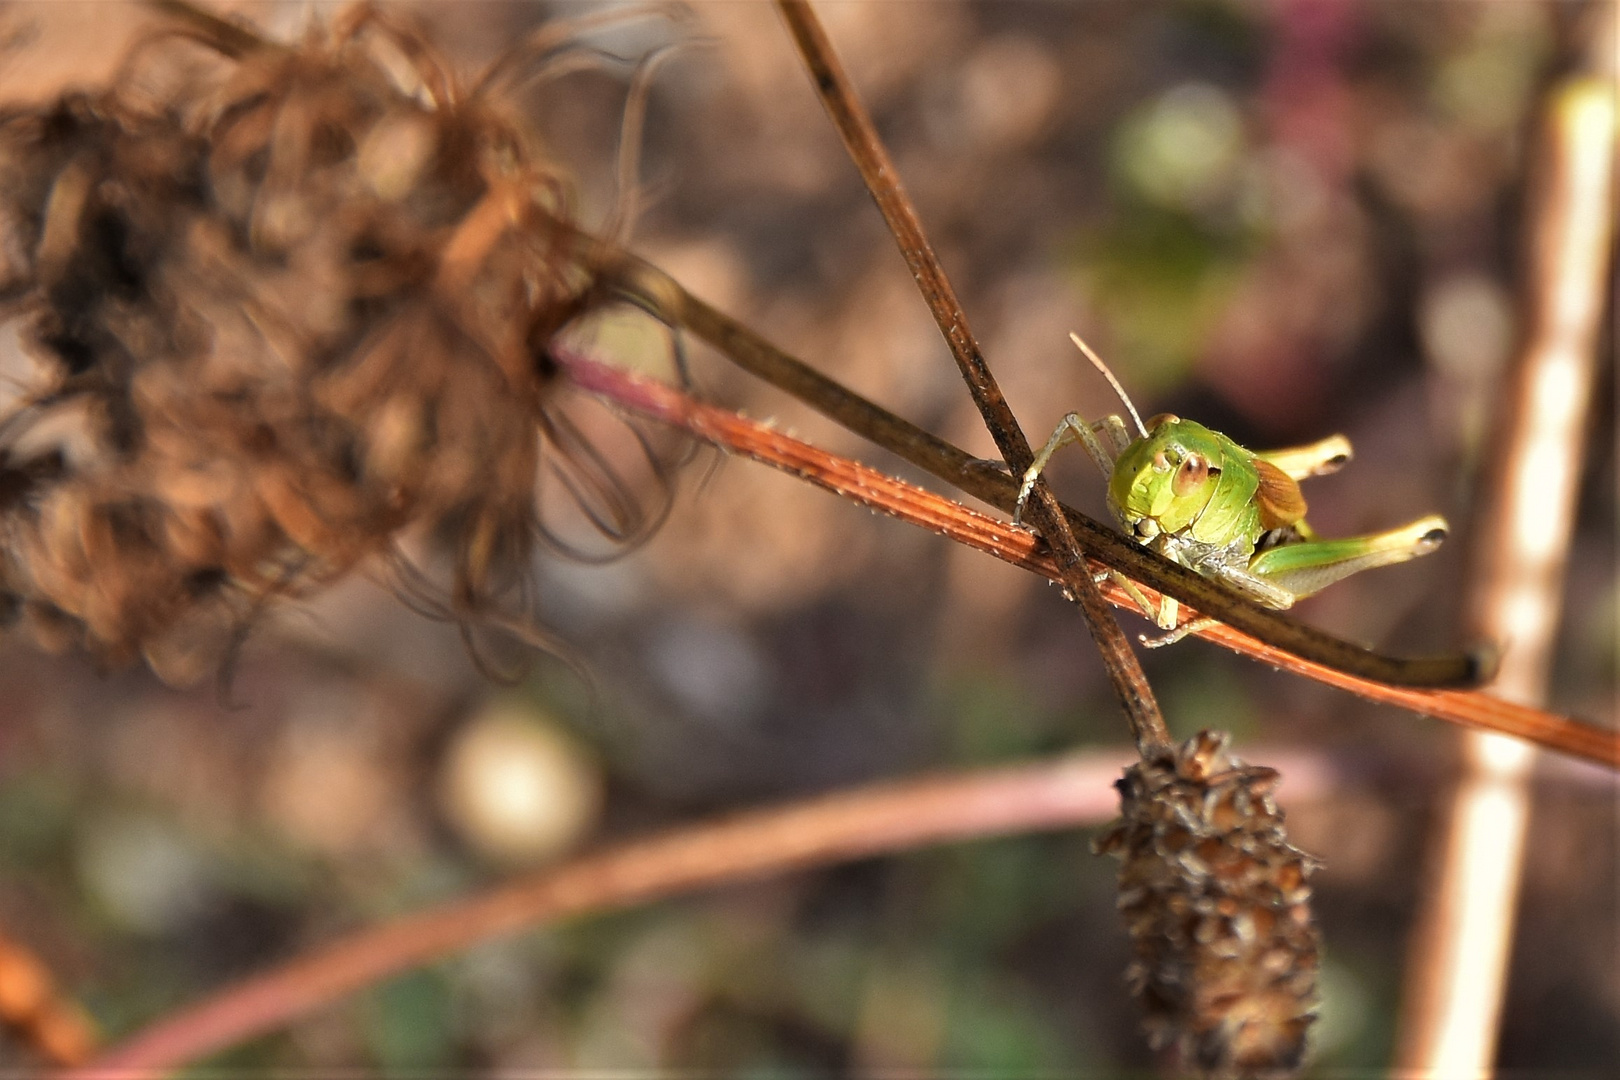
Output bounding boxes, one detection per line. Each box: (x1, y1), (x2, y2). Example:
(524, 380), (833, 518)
(1015, 334), (1449, 645)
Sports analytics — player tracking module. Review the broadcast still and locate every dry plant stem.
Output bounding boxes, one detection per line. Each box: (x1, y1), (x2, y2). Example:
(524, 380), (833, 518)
(1395, 70), (1617, 1072)
(580, 220), (1486, 690)
(559, 353), (1618, 769)
(776, 0), (1168, 749)
(85, 752), (1147, 1074)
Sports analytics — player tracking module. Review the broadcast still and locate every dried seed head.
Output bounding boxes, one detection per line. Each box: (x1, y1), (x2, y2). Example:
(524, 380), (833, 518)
(0, 4), (665, 682)
(1095, 730), (1321, 1076)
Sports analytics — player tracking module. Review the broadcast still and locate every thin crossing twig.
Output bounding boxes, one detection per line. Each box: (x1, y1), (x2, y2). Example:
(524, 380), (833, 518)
(777, 0), (1165, 749)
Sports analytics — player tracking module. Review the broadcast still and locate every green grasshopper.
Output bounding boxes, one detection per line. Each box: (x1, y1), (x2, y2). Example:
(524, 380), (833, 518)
(1015, 334), (1449, 645)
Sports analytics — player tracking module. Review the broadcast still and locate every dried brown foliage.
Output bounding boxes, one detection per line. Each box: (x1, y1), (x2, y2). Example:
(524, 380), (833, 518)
(0, 4), (655, 683)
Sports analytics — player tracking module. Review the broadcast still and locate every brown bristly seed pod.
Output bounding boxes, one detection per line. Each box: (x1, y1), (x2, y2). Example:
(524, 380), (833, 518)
(0, 2), (669, 683)
(1094, 730), (1321, 1076)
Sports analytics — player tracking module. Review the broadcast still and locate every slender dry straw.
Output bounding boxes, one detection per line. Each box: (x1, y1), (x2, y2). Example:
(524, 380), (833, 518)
(82, 750), (1162, 1073)
(1394, 64), (1617, 1071)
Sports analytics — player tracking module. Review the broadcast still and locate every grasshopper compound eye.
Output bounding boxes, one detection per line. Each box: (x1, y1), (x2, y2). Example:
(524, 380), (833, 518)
(1172, 453), (1210, 497)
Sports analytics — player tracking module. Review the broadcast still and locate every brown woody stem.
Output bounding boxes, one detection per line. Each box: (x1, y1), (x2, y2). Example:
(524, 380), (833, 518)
(775, 0), (1168, 751)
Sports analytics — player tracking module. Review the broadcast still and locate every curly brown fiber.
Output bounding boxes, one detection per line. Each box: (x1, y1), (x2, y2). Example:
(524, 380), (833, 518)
(0, 4), (603, 682)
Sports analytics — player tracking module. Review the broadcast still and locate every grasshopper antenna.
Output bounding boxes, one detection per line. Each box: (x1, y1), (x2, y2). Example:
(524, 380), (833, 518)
(1069, 331), (1147, 439)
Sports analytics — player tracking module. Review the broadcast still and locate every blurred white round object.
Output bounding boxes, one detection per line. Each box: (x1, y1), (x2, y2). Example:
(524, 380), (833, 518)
(1420, 273), (1514, 380)
(960, 35), (1061, 148)
(438, 705), (603, 865)
(77, 815), (216, 934)
(1116, 81), (1245, 210)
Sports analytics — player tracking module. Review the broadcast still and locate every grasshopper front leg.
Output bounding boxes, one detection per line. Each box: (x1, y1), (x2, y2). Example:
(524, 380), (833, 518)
(1015, 411), (1168, 629)
(1014, 413), (1134, 526)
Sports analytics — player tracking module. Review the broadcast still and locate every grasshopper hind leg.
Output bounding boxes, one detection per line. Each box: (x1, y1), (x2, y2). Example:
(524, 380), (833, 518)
(1254, 435), (1354, 481)
(1247, 514), (1449, 599)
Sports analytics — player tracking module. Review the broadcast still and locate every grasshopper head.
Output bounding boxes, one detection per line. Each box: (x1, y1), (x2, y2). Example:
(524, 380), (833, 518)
(1109, 416), (1227, 539)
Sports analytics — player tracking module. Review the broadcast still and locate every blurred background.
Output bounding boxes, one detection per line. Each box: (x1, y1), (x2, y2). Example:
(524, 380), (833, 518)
(0, 0), (1612, 1072)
